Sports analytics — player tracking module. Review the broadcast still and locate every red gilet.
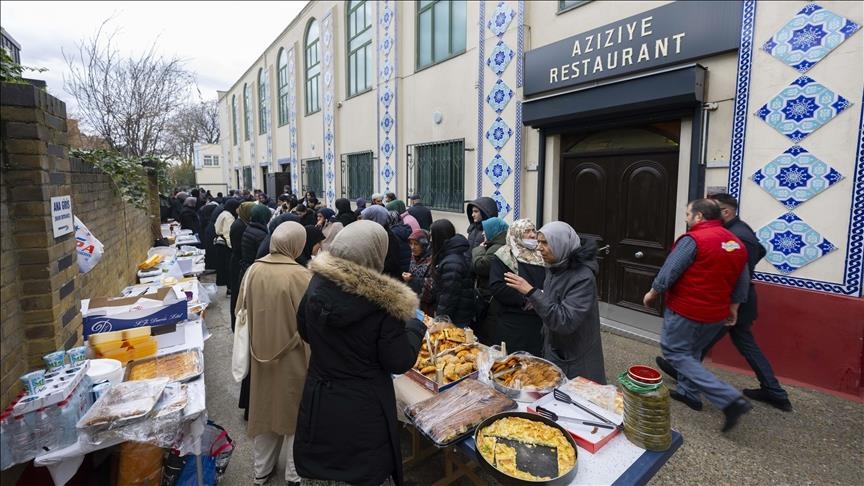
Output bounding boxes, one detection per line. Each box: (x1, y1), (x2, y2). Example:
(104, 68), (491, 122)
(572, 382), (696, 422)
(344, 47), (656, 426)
(665, 219), (748, 323)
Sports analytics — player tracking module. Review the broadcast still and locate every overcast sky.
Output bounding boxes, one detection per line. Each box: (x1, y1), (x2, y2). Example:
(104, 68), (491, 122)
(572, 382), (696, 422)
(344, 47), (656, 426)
(2, 1), (308, 116)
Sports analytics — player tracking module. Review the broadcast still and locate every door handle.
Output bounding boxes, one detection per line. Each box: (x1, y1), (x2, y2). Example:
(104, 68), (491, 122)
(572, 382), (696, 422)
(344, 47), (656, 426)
(634, 251), (644, 259)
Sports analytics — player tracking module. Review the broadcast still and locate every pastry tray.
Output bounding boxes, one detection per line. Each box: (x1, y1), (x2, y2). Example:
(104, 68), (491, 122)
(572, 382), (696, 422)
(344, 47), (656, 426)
(77, 377), (169, 431)
(124, 348), (204, 383)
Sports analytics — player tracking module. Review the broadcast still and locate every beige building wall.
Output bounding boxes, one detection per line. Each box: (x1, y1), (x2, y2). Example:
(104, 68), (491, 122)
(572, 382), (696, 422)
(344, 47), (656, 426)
(194, 143), (229, 195)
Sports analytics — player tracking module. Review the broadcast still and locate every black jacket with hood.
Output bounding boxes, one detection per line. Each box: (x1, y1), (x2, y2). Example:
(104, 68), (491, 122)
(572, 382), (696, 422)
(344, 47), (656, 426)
(432, 234), (475, 327)
(295, 253), (425, 486)
(335, 198), (357, 227)
(465, 197), (499, 251)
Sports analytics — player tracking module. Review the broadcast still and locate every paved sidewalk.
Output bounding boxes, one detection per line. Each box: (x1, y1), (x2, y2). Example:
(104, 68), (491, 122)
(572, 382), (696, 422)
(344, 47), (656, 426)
(200, 275), (864, 485)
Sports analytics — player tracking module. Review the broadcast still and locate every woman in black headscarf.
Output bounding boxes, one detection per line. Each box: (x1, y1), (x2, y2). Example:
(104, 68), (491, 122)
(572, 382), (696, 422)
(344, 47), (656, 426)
(179, 197), (200, 235)
(335, 198), (357, 227)
(429, 219), (475, 327)
(296, 225), (325, 267)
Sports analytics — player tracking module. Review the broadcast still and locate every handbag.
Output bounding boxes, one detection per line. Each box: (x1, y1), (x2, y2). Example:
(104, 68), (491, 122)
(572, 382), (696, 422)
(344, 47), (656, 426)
(231, 274), (252, 382)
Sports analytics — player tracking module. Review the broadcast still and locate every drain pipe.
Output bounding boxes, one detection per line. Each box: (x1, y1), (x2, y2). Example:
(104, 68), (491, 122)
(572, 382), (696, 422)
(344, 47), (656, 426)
(536, 130), (547, 225)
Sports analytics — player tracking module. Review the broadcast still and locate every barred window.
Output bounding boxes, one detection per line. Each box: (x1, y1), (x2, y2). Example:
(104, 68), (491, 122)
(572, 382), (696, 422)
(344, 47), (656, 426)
(341, 151), (374, 200)
(303, 158), (323, 197)
(411, 139), (464, 212)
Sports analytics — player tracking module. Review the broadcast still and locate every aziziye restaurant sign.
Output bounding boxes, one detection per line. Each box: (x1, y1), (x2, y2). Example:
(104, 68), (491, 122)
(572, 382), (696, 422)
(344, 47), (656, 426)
(523, 0), (743, 96)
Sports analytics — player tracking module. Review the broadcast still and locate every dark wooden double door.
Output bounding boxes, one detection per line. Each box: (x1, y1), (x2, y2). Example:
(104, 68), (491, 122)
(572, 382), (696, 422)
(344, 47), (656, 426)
(559, 151), (678, 316)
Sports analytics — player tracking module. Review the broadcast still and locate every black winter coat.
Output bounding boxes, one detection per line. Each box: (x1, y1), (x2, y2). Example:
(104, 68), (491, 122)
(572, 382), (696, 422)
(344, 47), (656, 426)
(228, 219), (247, 294)
(178, 207), (200, 235)
(465, 197), (499, 252)
(295, 253), (425, 486)
(489, 257), (546, 356)
(432, 235), (475, 327)
(382, 229), (403, 280)
(406, 204), (432, 230)
(239, 222), (268, 283)
(390, 223), (412, 274)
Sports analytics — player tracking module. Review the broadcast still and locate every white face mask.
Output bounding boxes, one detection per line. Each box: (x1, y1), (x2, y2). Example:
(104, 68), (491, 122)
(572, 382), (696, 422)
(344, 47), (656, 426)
(521, 238), (539, 250)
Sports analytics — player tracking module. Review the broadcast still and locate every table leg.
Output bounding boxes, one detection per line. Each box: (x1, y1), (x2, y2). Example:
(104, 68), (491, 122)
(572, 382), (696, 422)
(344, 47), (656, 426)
(429, 447), (484, 486)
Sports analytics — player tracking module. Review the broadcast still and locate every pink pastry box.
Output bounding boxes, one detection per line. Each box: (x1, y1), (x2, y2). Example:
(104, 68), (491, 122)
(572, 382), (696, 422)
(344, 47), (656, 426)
(527, 378), (624, 453)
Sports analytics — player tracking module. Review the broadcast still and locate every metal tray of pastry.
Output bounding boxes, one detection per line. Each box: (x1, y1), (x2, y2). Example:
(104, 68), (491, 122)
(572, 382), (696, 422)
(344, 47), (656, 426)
(124, 348), (204, 383)
(77, 378), (169, 432)
(489, 352), (566, 403)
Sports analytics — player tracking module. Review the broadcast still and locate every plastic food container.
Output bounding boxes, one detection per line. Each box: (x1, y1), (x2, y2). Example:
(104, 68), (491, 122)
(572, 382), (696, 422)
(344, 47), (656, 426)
(627, 365), (662, 385)
(43, 351), (66, 371)
(67, 346), (88, 366)
(86, 358), (123, 386)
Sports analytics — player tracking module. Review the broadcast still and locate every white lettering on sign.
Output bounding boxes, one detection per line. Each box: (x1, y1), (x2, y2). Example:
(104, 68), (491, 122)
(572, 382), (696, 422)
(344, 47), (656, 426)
(550, 29), (686, 84)
(51, 195), (73, 238)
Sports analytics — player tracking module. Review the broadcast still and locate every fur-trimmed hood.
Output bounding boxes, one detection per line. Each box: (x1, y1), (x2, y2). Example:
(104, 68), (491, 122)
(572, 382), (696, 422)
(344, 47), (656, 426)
(308, 252), (419, 322)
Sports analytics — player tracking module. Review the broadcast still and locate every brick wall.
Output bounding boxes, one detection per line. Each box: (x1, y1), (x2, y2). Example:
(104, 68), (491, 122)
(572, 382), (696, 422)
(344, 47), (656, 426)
(0, 82), (154, 408)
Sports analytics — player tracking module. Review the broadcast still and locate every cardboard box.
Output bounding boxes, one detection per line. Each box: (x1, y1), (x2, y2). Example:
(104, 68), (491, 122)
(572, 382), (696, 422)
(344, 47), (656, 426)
(528, 390), (623, 454)
(83, 287), (187, 338)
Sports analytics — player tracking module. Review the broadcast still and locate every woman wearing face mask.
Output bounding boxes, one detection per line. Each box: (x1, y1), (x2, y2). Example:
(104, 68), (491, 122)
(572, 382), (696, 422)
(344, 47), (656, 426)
(488, 219), (547, 356)
(504, 221), (605, 383)
(315, 208), (343, 252)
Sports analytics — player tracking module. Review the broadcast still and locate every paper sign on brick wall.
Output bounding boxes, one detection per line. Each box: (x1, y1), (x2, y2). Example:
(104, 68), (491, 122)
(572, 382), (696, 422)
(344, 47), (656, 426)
(51, 195), (73, 238)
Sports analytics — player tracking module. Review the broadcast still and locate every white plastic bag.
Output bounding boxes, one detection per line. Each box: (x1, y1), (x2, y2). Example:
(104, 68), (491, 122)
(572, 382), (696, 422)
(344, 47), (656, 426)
(74, 216), (104, 273)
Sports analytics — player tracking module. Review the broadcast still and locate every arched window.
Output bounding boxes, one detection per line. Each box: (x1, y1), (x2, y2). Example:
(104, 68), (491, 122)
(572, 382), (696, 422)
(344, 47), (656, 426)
(258, 68), (267, 135)
(231, 95), (238, 145)
(243, 83), (252, 141)
(347, 1), (372, 96)
(304, 19), (321, 114)
(277, 48), (289, 126)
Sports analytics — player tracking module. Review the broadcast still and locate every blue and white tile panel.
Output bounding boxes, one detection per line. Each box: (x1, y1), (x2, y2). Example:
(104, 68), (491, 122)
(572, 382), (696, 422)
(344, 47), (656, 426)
(265, 66), (273, 172)
(751, 145), (843, 210)
(728, 0), (864, 296)
(475, 1), (486, 199)
(480, 0), (521, 219)
(757, 212), (836, 274)
(288, 46), (299, 196)
(322, 10), (336, 207)
(754, 75), (852, 144)
(377, 1), (397, 193)
(762, 3), (860, 73)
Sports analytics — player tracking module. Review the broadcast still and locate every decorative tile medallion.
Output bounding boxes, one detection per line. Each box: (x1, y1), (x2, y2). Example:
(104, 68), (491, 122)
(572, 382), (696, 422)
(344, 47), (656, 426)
(485, 117), (513, 152)
(484, 154), (512, 188)
(491, 190), (511, 219)
(751, 146), (844, 209)
(755, 76), (852, 143)
(486, 79), (514, 114)
(761, 3), (861, 72)
(487, 1), (515, 37)
(377, 1), (397, 191)
(486, 41), (514, 77)
(757, 212), (837, 274)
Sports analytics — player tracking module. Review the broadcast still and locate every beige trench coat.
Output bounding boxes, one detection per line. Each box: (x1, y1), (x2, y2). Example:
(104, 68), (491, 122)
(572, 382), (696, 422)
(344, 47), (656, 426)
(237, 253), (312, 437)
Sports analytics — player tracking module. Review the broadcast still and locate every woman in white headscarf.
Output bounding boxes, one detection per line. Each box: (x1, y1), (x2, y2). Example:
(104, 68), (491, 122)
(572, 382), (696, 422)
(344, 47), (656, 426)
(294, 221), (426, 486)
(504, 221), (606, 383)
(488, 219), (547, 356)
(237, 221), (312, 485)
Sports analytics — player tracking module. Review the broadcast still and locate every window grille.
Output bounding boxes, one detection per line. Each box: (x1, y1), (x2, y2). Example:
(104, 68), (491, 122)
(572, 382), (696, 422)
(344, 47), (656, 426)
(407, 139), (464, 212)
(340, 151), (374, 200)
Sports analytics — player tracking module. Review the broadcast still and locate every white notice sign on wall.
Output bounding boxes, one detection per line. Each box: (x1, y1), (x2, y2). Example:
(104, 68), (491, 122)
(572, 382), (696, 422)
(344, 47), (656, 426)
(51, 195), (73, 238)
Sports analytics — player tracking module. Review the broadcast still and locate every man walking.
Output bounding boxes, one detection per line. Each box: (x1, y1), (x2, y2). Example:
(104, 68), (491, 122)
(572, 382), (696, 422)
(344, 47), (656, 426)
(643, 199), (752, 432)
(656, 194), (792, 411)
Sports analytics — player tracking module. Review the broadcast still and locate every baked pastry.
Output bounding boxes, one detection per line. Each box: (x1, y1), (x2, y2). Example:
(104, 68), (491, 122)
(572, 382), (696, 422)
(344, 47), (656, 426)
(492, 356), (563, 390)
(127, 350), (201, 382)
(477, 416), (576, 480)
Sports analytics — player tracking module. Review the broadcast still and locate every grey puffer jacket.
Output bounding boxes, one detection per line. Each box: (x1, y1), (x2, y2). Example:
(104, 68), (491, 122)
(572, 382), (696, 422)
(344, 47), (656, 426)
(527, 240), (606, 383)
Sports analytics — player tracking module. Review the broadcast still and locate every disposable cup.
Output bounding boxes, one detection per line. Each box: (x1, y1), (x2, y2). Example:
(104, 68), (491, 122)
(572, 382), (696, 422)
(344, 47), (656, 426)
(20, 370), (46, 395)
(68, 346), (88, 366)
(43, 351), (66, 371)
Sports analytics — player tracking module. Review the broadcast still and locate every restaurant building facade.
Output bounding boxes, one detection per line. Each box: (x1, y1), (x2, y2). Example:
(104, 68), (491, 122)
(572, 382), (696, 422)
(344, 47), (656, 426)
(217, 0), (863, 397)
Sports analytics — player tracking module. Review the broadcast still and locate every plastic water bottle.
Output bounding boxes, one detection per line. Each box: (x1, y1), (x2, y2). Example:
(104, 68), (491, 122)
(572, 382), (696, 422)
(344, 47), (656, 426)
(8, 414), (33, 464)
(55, 399), (79, 449)
(0, 412), (12, 470)
(33, 407), (59, 454)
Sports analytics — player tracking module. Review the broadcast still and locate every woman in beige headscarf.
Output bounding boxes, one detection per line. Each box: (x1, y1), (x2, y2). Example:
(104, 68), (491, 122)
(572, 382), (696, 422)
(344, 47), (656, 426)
(237, 221), (312, 485)
(488, 219), (547, 356)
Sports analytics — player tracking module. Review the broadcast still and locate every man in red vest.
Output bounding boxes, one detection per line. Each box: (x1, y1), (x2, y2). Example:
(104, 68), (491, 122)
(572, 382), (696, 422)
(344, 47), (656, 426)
(643, 198), (752, 432)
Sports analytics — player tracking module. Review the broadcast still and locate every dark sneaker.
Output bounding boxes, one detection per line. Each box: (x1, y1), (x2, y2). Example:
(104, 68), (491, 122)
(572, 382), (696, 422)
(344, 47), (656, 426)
(670, 389), (703, 411)
(655, 356), (679, 381)
(721, 398), (753, 432)
(743, 388), (793, 412)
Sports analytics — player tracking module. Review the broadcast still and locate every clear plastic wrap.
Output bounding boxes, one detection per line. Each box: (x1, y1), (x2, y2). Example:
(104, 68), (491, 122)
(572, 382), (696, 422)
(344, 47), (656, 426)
(76, 377), (168, 433)
(404, 379), (516, 447)
(125, 349), (204, 383)
(559, 376), (623, 415)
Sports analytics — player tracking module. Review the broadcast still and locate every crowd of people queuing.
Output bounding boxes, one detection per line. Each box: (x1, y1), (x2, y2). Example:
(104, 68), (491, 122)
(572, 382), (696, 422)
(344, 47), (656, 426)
(159, 185), (788, 485)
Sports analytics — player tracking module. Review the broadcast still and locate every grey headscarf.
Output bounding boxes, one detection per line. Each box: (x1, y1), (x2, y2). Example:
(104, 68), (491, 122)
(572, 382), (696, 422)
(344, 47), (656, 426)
(183, 197), (197, 208)
(361, 205), (390, 226)
(538, 221), (581, 268)
(329, 220), (389, 272)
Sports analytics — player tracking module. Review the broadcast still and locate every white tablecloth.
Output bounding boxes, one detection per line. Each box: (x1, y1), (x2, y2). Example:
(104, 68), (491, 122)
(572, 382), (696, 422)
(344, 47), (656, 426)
(35, 320), (208, 485)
